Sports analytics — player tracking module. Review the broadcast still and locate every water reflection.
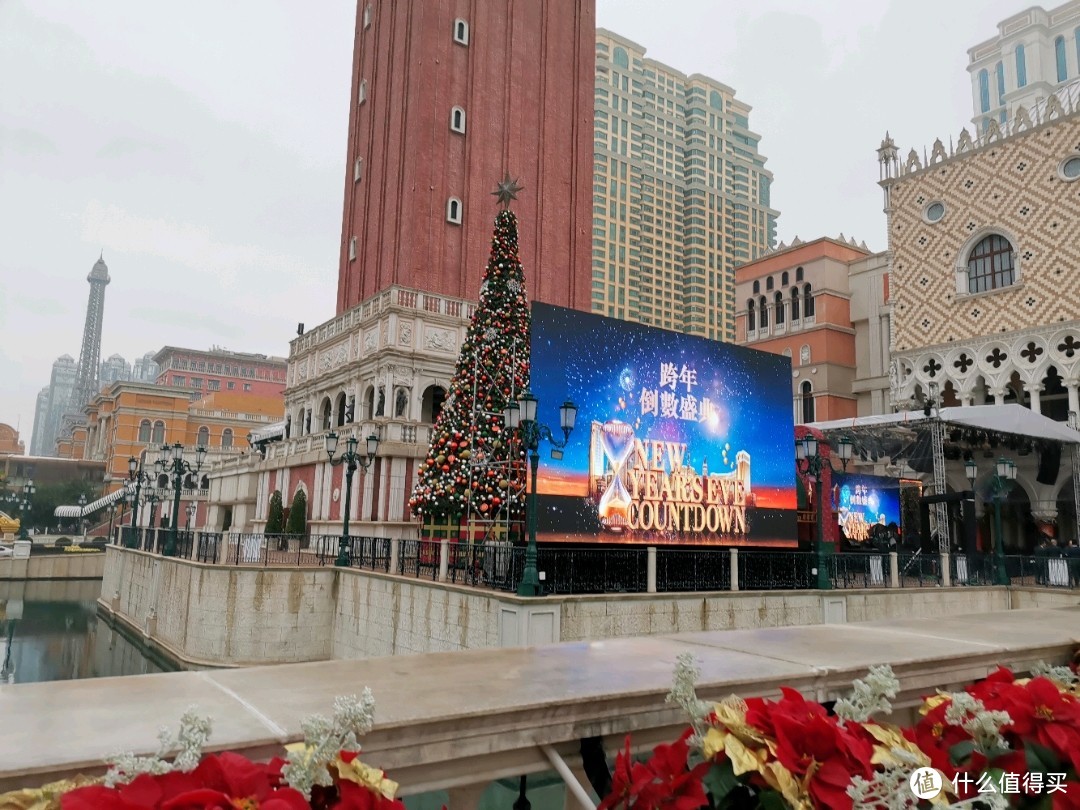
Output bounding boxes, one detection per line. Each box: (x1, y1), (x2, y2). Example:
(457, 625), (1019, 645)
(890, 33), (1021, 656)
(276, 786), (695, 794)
(0, 580), (177, 684)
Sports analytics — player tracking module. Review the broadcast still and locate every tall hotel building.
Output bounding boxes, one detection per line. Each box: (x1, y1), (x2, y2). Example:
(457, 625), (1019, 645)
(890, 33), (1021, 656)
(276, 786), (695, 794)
(592, 29), (779, 341)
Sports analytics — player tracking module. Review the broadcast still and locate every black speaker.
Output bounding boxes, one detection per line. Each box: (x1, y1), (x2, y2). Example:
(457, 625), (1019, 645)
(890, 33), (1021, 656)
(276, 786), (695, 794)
(1036, 443), (1061, 485)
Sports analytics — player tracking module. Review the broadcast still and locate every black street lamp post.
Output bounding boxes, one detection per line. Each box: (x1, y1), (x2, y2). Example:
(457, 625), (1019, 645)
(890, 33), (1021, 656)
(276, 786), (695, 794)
(795, 434), (835, 590)
(969, 457), (1016, 586)
(502, 391), (577, 597)
(159, 442), (207, 557)
(126, 454), (157, 546)
(325, 432), (380, 567)
(77, 493), (87, 539)
(17, 480), (35, 540)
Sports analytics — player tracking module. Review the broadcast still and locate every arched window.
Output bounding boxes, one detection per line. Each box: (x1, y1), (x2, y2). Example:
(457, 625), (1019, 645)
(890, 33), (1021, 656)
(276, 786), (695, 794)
(766, 276), (774, 290)
(200, 474), (210, 490)
(758, 295), (769, 328)
(752, 280), (760, 294)
(967, 234), (1016, 293)
(197, 426), (209, 447)
(284, 415), (291, 439)
(453, 18), (469, 45)
(1056, 36), (1068, 82)
(157, 473), (169, 489)
(364, 386), (375, 420)
(800, 381), (815, 423)
(709, 90), (723, 110)
(138, 419), (151, 443)
(320, 397), (333, 430)
(791, 287), (800, 321)
(335, 392), (348, 426)
(613, 47), (629, 69)
(774, 291), (785, 325)
(375, 387), (386, 417)
(394, 388), (409, 418)
(995, 61), (1005, 105)
(152, 421), (165, 444)
(781, 271), (789, 286)
(446, 197), (462, 225)
(450, 106), (466, 134)
(221, 428), (233, 449)
(1016, 44), (1027, 88)
(978, 69), (990, 113)
(803, 284), (815, 317)
(795, 266), (804, 282)
(747, 300), (756, 331)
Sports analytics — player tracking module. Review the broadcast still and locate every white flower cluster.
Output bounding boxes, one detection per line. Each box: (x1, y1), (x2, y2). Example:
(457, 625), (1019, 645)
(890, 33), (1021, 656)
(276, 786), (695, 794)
(944, 693), (1012, 756)
(834, 664), (900, 724)
(1030, 660), (1079, 686)
(848, 751), (1010, 810)
(283, 688), (377, 798)
(104, 706), (212, 787)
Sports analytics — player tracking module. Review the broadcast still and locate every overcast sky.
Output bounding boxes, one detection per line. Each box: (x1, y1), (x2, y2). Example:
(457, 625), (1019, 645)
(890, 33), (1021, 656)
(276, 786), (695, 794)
(0, 0), (1029, 436)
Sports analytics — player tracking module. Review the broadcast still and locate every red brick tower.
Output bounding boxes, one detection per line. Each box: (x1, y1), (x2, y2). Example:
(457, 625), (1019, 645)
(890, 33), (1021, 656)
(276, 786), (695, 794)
(335, 0), (596, 314)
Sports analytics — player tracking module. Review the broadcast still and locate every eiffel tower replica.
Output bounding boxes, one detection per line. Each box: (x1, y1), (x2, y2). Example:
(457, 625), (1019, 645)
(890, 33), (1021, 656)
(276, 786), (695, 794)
(58, 254), (111, 450)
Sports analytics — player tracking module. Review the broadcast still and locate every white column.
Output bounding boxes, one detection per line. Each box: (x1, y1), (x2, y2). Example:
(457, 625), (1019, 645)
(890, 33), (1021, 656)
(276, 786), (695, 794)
(1068, 382), (1080, 416)
(1026, 384), (1043, 415)
(646, 546), (657, 593)
(889, 552), (899, 588)
(729, 548), (739, 591)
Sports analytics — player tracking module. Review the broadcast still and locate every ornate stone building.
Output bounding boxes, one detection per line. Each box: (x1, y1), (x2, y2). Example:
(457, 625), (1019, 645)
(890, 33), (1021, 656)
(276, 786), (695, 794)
(209, 287), (470, 536)
(879, 93), (1080, 545)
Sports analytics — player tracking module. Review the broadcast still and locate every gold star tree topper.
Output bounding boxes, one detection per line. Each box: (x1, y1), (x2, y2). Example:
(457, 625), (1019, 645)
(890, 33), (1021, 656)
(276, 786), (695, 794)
(491, 172), (524, 208)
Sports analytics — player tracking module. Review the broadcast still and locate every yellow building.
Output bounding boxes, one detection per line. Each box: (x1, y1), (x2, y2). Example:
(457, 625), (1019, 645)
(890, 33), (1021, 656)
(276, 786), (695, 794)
(76, 381), (284, 495)
(592, 29), (779, 341)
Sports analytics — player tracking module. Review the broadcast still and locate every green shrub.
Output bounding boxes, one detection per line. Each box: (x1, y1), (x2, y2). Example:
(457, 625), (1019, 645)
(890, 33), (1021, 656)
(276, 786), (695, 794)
(266, 490), (284, 534)
(285, 489), (307, 536)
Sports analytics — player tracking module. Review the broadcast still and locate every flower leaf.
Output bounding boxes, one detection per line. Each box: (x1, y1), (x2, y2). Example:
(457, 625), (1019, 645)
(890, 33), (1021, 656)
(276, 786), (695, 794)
(701, 760), (738, 803)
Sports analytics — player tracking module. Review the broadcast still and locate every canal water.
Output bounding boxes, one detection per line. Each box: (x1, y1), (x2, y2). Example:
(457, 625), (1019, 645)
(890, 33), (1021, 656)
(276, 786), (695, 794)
(0, 579), (177, 684)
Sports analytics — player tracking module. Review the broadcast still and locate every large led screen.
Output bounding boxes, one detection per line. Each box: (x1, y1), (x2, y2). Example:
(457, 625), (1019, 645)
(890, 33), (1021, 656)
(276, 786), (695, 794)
(831, 472), (902, 547)
(530, 303), (797, 546)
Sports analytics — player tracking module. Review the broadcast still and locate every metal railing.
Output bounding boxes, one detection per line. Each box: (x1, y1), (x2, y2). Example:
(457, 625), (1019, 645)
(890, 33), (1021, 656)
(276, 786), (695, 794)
(897, 551), (940, 588)
(739, 550), (817, 590)
(104, 534), (1080, 594)
(829, 553), (889, 589)
(656, 548), (730, 592)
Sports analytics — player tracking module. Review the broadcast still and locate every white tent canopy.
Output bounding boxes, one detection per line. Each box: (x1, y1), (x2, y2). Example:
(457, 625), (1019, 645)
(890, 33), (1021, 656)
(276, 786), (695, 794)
(249, 420), (286, 444)
(54, 484), (132, 519)
(807, 404), (1080, 445)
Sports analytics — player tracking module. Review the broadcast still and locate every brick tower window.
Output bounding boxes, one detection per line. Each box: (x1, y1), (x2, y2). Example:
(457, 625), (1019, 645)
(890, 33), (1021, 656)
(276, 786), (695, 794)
(446, 197), (462, 225)
(353, 157), (363, 182)
(362, 4), (372, 29)
(358, 79), (367, 104)
(453, 19), (469, 45)
(349, 237), (357, 261)
(450, 106), (466, 134)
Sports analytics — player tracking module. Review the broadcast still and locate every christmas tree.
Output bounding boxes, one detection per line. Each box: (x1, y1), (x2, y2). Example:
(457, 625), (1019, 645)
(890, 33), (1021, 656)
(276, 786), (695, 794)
(410, 180), (530, 529)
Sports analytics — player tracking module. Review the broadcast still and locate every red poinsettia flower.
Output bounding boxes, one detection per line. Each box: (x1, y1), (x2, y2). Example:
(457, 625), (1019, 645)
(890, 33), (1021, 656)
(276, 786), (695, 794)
(599, 736), (656, 810)
(1000, 677), (1080, 772)
(634, 737), (708, 810)
(598, 734), (707, 810)
(61, 753), (309, 810)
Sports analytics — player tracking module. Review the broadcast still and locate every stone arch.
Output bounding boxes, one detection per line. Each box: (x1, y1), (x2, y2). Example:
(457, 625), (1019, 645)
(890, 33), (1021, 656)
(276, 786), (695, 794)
(335, 391), (348, 427)
(363, 385), (375, 420)
(421, 385), (446, 423)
